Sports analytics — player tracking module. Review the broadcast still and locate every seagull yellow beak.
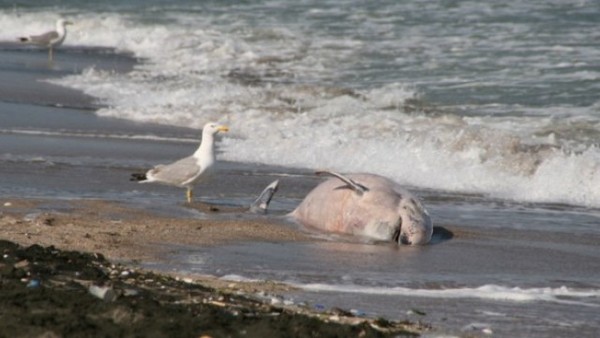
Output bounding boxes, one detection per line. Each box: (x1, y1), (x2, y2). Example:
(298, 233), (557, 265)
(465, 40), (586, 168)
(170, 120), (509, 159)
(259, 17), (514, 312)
(218, 126), (229, 132)
(65, 21), (74, 26)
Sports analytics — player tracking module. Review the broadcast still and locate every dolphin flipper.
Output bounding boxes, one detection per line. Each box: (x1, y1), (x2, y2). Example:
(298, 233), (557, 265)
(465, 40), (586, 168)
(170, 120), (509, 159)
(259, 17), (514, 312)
(315, 171), (368, 195)
(250, 180), (280, 214)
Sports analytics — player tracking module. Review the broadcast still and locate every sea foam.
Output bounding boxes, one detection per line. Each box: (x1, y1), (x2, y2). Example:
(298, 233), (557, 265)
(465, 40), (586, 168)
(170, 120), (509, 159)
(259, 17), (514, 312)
(294, 283), (600, 306)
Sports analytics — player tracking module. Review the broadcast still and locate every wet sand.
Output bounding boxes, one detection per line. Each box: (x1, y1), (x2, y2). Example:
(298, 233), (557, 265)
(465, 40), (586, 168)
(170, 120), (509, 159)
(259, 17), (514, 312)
(0, 198), (310, 262)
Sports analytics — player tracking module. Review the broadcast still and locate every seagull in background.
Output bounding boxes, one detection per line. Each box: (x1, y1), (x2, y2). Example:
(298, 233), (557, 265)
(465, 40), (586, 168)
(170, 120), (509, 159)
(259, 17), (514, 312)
(131, 123), (229, 204)
(19, 19), (73, 62)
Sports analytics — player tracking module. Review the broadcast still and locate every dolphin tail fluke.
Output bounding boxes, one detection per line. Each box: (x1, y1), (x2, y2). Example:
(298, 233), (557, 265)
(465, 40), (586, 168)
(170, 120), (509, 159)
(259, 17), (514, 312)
(250, 180), (279, 214)
(315, 170), (368, 195)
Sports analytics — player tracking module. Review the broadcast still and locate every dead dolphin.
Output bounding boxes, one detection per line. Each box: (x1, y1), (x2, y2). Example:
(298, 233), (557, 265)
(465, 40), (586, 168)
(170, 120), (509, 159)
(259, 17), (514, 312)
(251, 171), (433, 245)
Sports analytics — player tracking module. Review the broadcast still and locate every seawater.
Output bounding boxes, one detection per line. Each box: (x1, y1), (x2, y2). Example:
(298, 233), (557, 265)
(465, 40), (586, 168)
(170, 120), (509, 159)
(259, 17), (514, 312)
(1, 0), (599, 207)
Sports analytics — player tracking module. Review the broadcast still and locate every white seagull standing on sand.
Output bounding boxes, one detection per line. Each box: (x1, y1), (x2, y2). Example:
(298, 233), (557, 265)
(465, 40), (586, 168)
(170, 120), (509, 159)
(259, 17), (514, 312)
(19, 19), (73, 62)
(131, 122), (229, 204)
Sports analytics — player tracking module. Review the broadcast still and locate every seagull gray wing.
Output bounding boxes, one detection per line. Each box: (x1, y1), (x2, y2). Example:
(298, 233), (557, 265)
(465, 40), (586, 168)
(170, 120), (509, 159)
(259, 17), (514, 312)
(147, 156), (201, 186)
(25, 31), (59, 45)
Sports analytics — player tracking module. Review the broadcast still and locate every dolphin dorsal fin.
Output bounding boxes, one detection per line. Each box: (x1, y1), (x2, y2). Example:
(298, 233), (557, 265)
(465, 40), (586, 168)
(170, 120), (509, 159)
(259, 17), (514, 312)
(250, 180), (280, 214)
(316, 171), (368, 195)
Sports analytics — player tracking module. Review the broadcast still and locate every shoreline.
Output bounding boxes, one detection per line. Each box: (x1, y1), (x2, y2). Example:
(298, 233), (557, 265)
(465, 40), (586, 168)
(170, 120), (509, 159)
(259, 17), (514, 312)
(0, 197), (427, 336)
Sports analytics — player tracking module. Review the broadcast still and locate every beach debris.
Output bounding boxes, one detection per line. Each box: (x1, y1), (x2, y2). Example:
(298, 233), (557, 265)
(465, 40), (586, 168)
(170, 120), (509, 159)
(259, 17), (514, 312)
(3, 202), (12, 207)
(23, 213), (38, 222)
(89, 285), (118, 302)
(373, 318), (393, 328)
(407, 308), (427, 316)
(462, 322), (493, 335)
(314, 304), (326, 311)
(331, 307), (353, 317)
(0, 215), (19, 225)
(350, 309), (366, 317)
(15, 259), (30, 269)
(122, 288), (140, 297)
(27, 279), (41, 288)
(329, 315), (341, 322)
(207, 300), (227, 307)
(39, 217), (55, 226)
(0, 240), (429, 336)
(22, 212), (57, 227)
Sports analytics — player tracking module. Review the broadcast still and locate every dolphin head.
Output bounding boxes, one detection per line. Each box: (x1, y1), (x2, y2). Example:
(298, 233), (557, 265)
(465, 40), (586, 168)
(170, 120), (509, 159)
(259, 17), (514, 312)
(397, 197), (433, 245)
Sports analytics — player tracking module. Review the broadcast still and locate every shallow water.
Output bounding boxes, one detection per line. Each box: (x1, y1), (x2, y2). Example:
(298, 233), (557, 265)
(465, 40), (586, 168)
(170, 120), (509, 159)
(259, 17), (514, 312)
(1, 1), (600, 337)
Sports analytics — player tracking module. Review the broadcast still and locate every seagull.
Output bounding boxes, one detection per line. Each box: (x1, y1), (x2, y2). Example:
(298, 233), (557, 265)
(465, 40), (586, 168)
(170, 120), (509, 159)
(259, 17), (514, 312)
(131, 123), (229, 203)
(19, 19), (74, 62)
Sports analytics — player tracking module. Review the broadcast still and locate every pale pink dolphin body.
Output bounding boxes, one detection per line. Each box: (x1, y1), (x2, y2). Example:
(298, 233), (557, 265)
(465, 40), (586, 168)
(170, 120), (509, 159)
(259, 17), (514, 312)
(289, 171), (433, 245)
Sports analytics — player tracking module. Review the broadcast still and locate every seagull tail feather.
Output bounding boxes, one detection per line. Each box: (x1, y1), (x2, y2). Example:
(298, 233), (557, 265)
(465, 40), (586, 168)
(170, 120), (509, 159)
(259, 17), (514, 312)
(19, 37), (30, 43)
